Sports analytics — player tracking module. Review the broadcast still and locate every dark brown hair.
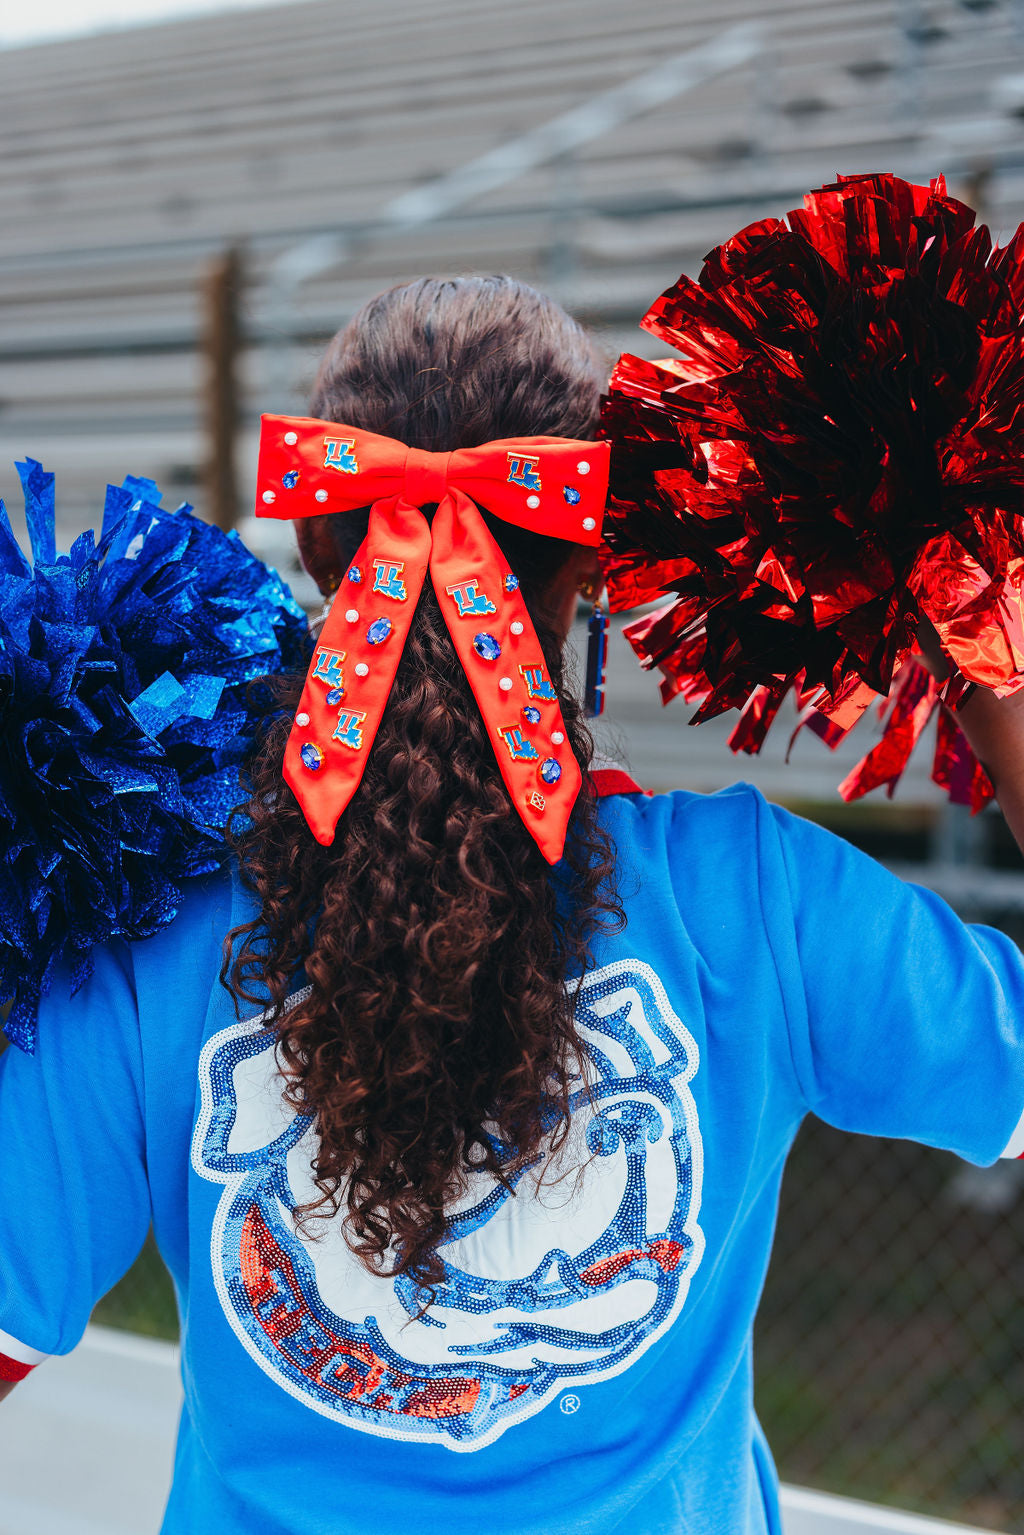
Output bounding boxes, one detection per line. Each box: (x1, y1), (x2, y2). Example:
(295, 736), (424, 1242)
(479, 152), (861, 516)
(225, 276), (622, 1290)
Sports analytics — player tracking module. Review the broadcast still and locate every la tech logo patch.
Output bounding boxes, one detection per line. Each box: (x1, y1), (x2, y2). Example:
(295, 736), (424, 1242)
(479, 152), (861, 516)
(191, 960), (704, 1450)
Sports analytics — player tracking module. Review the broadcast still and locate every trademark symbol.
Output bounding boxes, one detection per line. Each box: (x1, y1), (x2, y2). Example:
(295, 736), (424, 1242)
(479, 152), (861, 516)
(559, 1393), (581, 1415)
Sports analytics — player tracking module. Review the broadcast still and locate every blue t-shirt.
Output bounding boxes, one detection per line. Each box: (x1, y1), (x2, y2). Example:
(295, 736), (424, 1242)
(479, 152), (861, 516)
(3, 784), (1024, 1535)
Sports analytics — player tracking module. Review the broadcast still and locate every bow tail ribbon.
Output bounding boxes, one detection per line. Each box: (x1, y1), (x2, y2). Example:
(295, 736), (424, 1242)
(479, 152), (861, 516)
(430, 490), (581, 862)
(283, 496), (430, 845)
(284, 491), (580, 863)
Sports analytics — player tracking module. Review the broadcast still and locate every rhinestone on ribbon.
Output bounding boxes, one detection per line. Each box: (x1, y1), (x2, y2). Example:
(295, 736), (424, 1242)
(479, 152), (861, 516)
(300, 743), (324, 771)
(325, 686), (346, 706)
(282, 470), (300, 489)
(563, 485), (581, 505)
(539, 758), (562, 786)
(347, 566), (363, 584)
(473, 633), (502, 661)
(504, 573), (519, 593)
(367, 618), (393, 645)
(522, 705), (542, 725)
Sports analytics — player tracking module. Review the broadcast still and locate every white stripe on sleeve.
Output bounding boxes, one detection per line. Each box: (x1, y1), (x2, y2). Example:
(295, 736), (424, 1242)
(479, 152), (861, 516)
(0, 1326), (48, 1367)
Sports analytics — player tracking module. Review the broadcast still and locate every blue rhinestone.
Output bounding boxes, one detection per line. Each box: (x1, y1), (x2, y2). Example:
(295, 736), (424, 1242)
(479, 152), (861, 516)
(348, 566), (363, 584)
(325, 686), (345, 706)
(563, 485), (581, 505)
(504, 573), (519, 593)
(522, 705), (541, 725)
(473, 632), (501, 661)
(367, 617), (393, 645)
(539, 758), (562, 786)
(282, 469), (300, 489)
(300, 743), (324, 772)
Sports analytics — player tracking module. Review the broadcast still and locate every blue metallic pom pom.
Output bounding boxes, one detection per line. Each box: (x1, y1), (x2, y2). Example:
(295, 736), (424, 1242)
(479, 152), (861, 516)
(504, 573), (519, 593)
(325, 686), (346, 706)
(473, 633), (501, 661)
(300, 743), (324, 771)
(539, 758), (562, 786)
(282, 470), (300, 489)
(522, 705), (542, 725)
(563, 486), (581, 505)
(348, 565), (363, 584)
(367, 617), (392, 645)
(0, 459), (311, 1052)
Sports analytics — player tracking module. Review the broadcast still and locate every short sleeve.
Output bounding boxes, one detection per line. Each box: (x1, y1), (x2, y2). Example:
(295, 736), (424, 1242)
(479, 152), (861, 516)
(757, 794), (1024, 1166)
(0, 940), (151, 1365)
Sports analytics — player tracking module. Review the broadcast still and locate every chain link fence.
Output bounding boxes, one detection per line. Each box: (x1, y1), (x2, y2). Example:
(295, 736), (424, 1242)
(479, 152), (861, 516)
(757, 1121), (1024, 1531)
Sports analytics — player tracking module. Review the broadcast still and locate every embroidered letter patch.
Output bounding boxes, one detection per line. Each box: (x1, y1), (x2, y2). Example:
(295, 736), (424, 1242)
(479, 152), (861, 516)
(372, 559), (408, 601)
(323, 439), (359, 474)
(506, 453), (542, 493)
(445, 579), (497, 618)
(311, 649), (345, 689)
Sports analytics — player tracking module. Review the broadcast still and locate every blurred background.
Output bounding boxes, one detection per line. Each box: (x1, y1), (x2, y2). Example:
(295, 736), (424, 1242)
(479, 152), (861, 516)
(3, 0), (1024, 1529)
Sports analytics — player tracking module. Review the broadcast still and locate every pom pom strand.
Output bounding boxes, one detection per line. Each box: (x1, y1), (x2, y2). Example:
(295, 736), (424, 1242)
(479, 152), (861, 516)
(601, 172), (1024, 807)
(0, 464), (310, 1052)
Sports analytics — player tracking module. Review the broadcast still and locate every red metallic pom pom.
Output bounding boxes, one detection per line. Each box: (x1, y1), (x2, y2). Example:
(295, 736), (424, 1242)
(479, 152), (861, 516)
(600, 172), (1024, 807)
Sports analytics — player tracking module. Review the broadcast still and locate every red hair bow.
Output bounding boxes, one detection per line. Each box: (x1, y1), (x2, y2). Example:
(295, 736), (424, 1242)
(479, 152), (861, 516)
(255, 415), (609, 864)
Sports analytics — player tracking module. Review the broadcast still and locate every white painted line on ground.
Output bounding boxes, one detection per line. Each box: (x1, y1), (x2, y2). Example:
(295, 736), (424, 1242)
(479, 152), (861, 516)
(780, 1484), (1002, 1535)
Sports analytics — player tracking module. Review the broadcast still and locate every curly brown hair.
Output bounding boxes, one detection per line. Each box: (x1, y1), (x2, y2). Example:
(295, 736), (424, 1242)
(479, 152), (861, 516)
(225, 276), (623, 1291)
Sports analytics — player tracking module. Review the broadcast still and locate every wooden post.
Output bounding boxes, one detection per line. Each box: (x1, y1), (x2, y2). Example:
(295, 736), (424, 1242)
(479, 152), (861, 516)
(201, 246), (242, 531)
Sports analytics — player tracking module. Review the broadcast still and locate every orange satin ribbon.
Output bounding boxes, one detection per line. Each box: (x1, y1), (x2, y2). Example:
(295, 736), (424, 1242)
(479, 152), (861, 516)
(255, 415), (610, 863)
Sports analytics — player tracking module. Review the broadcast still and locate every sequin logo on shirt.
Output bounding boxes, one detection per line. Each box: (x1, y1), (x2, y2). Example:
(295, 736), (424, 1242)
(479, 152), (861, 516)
(191, 960), (704, 1451)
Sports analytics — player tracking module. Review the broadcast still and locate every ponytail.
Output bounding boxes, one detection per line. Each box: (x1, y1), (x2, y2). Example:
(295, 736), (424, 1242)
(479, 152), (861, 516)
(225, 276), (623, 1287)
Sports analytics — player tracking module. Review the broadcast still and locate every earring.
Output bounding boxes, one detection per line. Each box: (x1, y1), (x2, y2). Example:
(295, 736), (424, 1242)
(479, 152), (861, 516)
(317, 576), (340, 630)
(584, 601), (608, 718)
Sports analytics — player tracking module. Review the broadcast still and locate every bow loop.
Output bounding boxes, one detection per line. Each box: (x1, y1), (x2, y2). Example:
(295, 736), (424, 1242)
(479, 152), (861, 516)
(256, 414), (610, 864)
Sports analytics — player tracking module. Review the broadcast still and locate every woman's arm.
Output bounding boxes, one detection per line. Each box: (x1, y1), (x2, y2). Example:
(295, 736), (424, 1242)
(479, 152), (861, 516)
(953, 686), (1024, 856)
(917, 618), (1024, 856)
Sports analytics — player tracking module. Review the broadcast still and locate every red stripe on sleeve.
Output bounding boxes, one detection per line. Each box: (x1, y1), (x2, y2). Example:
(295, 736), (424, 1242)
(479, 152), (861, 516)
(589, 767), (645, 797)
(0, 1352), (34, 1383)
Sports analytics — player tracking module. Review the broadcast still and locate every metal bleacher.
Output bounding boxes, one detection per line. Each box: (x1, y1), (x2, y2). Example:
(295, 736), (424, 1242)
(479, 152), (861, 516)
(1, 0), (1023, 817)
(3, 0), (1024, 532)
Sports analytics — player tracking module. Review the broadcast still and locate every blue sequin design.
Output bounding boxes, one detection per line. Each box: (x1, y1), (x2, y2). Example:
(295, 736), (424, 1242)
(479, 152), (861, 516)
(563, 485), (581, 505)
(539, 758), (562, 786)
(367, 617), (393, 645)
(194, 961), (704, 1451)
(347, 566), (363, 584)
(473, 633), (501, 661)
(522, 705), (542, 725)
(325, 686), (346, 706)
(504, 573), (519, 593)
(282, 470), (300, 489)
(300, 743), (324, 771)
